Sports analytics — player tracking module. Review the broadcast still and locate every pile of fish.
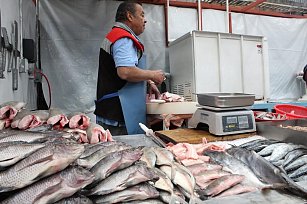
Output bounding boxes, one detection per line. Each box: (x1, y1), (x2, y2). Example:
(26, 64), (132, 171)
(0, 129), (197, 203)
(254, 111), (287, 121)
(239, 138), (307, 182)
(0, 101), (112, 144)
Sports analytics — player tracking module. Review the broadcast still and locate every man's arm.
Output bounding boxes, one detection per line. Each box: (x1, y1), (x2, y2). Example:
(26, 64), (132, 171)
(117, 66), (164, 85)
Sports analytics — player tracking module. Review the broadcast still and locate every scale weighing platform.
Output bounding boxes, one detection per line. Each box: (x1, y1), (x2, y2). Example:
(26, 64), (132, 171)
(189, 105), (256, 136)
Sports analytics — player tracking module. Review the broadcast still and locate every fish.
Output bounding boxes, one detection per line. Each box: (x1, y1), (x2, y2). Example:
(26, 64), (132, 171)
(226, 147), (307, 198)
(215, 184), (258, 198)
(257, 143), (287, 157)
(47, 108), (69, 130)
(186, 162), (223, 176)
(87, 162), (159, 196)
(238, 139), (267, 149)
(153, 167), (188, 204)
(283, 148), (307, 168)
(205, 151), (270, 189)
(226, 147), (286, 184)
(90, 147), (143, 185)
(140, 146), (157, 168)
(1, 166), (94, 204)
(121, 199), (165, 204)
(92, 183), (159, 204)
(288, 164), (307, 179)
(197, 174), (245, 197)
(54, 195), (93, 204)
(152, 147), (175, 166)
(0, 101), (26, 120)
(77, 143), (131, 169)
(68, 112), (90, 130)
(284, 155), (307, 172)
(0, 131), (49, 143)
(194, 170), (231, 189)
(86, 122), (113, 144)
(0, 142), (45, 169)
(0, 143), (84, 192)
(11, 109), (50, 130)
(159, 162), (196, 201)
(79, 141), (126, 159)
(268, 144), (304, 162)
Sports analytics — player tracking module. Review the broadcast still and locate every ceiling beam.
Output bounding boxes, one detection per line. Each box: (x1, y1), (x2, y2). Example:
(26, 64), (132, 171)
(241, 0), (267, 12)
(138, 0), (307, 18)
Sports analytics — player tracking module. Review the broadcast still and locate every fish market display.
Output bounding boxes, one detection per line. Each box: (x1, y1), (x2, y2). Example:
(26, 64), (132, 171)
(0, 101), (113, 144)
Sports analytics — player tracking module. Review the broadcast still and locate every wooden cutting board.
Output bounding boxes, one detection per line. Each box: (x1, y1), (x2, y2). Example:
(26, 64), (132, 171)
(155, 128), (256, 144)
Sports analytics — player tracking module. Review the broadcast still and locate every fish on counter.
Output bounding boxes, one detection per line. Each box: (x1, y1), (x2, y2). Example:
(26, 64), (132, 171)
(47, 108), (69, 130)
(68, 112), (90, 130)
(87, 161), (159, 196)
(11, 109), (50, 130)
(86, 122), (113, 144)
(0, 143), (84, 192)
(1, 166), (94, 204)
(0, 101), (26, 120)
(92, 183), (160, 204)
(54, 194), (93, 204)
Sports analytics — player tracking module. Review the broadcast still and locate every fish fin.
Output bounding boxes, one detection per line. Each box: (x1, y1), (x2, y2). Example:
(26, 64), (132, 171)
(16, 155), (53, 171)
(0, 186), (16, 193)
(169, 192), (188, 204)
(33, 181), (62, 203)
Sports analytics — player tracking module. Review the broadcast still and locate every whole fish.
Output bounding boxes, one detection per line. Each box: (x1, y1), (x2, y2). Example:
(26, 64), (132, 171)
(194, 170), (231, 188)
(0, 101), (26, 120)
(186, 162), (222, 176)
(90, 147), (143, 185)
(54, 195), (93, 204)
(160, 162), (196, 201)
(285, 155), (307, 172)
(215, 184), (257, 198)
(153, 167), (188, 204)
(88, 162), (159, 196)
(226, 147), (286, 184)
(197, 174), (245, 197)
(92, 183), (159, 204)
(0, 142), (45, 169)
(140, 146), (157, 168)
(77, 143), (131, 169)
(205, 151), (270, 189)
(257, 143), (287, 157)
(283, 149), (307, 168)
(0, 143), (84, 192)
(121, 199), (165, 204)
(239, 139), (267, 149)
(80, 141), (126, 159)
(152, 147), (174, 166)
(1, 166), (94, 204)
(268, 144), (304, 162)
(288, 164), (307, 179)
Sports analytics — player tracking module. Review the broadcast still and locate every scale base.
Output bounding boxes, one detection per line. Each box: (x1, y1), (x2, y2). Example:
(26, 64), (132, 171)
(189, 108), (256, 136)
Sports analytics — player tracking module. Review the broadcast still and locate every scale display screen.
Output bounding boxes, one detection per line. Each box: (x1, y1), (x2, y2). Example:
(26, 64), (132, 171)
(222, 114), (253, 132)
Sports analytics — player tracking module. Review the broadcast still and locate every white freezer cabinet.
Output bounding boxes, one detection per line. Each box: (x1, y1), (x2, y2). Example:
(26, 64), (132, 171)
(169, 31), (270, 102)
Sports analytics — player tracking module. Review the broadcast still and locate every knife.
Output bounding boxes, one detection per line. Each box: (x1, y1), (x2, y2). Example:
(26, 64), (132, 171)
(139, 123), (166, 148)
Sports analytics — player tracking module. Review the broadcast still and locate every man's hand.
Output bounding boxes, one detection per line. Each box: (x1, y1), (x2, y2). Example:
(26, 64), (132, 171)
(148, 81), (160, 99)
(150, 70), (165, 85)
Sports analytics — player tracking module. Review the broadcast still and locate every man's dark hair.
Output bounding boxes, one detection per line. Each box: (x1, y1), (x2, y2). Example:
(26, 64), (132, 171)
(115, 2), (142, 22)
(303, 64), (307, 82)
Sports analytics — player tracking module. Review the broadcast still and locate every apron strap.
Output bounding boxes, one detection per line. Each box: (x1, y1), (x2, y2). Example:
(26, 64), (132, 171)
(96, 92), (119, 103)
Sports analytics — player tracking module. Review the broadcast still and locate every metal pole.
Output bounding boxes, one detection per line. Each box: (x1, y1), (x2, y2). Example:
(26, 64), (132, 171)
(226, 0), (229, 33)
(197, 0), (202, 31)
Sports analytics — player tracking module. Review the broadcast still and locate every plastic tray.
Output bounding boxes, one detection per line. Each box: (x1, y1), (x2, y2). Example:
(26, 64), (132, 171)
(197, 93), (255, 108)
(275, 104), (307, 119)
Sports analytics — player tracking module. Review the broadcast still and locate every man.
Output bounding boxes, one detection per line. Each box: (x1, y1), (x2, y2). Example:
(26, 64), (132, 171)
(95, 2), (165, 135)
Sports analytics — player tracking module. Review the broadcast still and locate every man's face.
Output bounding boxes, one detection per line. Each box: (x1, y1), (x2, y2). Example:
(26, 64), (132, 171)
(129, 4), (146, 36)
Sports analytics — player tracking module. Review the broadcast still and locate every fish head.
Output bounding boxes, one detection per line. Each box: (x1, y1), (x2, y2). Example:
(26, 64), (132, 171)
(61, 166), (95, 189)
(122, 148), (143, 161)
(54, 143), (85, 160)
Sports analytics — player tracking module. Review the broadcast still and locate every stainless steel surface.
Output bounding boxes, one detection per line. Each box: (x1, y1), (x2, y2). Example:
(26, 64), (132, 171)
(113, 134), (159, 147)
(256, 119), (307, 146)
(139, 123), (166, 147)
(197, 93), (255, 108)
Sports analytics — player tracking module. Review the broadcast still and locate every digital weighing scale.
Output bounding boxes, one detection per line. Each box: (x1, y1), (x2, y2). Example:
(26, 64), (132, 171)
(189, 93), (256, 136)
